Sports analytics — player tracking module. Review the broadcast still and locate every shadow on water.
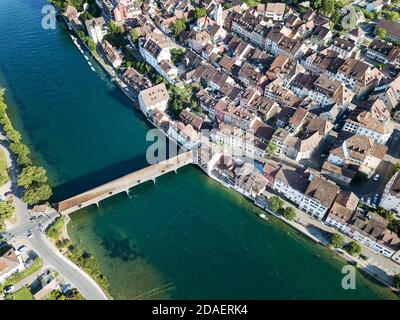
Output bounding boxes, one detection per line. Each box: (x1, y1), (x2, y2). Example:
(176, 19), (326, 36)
(99, 229), (146, 262)
(51, 154), (149, 202)
(51, 138), (180, 202)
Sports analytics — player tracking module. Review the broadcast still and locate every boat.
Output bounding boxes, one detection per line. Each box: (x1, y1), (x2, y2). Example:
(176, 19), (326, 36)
(84, 55), (89, 61)
(90, 66), (96, 72)
(88, 61), (92, 66)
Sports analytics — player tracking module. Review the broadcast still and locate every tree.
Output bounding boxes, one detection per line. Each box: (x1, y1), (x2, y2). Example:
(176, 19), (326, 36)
(393, 162), (400, 176)
(394, 274), (400, 289)
(170, 48), (184, 65)
(269, 196), (284, 212)
(6, 129), (21, 143)
(283, 207), (296, 221)
(172, 18), (187, 37)
(310, 0), (322, 10)
(22, 184), (52, 205)
(18, 166), (48, 188)
(388, 219), (400, 236)
(321, 0), (335, 17)
(329, 233), (344, 248)
(376, 28), (388, 40)
(331, 9), (341, 27)
(0, 200), (15, 231)
(244, 0), (256, 7)
(194, 7), (207, 20)
(267, 141), (276, 155)
(387, 11), (400, 22)
(9, 142), (32, 167)
(223, 3), (233, 9)
(129, 29), (140, 43)
(105, 20), (126, 48)
(345, 241), (362, 256)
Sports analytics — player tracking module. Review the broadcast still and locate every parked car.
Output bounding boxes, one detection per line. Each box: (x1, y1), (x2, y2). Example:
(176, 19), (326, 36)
(61, 284), (74, 295)
(367, 197), (372, 205)
(3, 285), (14, 294)
(27, 232), (33, 239)
(373, 174), (380, 181)
(17, 245), (27, 254)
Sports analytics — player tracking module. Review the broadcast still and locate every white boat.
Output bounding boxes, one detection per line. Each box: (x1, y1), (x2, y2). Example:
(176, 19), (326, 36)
(90, 66), (96, 72)
(84, 55), (89, 61)
(88, 61), (92, 66)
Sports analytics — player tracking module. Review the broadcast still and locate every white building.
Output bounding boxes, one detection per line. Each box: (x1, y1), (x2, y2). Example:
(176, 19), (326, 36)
(299, 176), (339, 220)
(211, 123), (267, 158)
(138, 83), (170, 116)
(272, 167), (309, 205)
(167, 122), (200, 150)
(380, 172), (400, 214)
(85, 17), (108, 44)
(0, 247), (24, 284)
(139, 32), (178, 84)
(325, 191), (359, 233)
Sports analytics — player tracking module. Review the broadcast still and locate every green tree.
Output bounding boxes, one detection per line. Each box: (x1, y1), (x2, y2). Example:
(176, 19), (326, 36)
(0, 200), (15, 231)
(394, 274), (400, 289)
(244, 0), (256, 7)
(172, 18), (187, 37)
(332, 9), (341, 27)
(267, 141), (276, 155)
(22, 184), (52, 205)
(345, 241), (362, 256)
(9, 142), (32, 167)
(376, 27), (388, 40)
(282, 207), (296, 221)
(310, 0), (322, 10)
(86, 38), (97, 52)
(105, 20), (126, 48)
(194, 8), (207, 20)
(269, 196), (284, 212)
(386, 11), (400, 22)
(6, 130), (21, 143)
(393, 162), (400, 176)
(388, 219), (400, 236)
(329, 233), (344, 248)
(321, 0), (335, 17)
(129, 29), (140, 43)
(223, 3), (233, 9)
(170, 48), (184, 65)
(18, 166), (48, 188)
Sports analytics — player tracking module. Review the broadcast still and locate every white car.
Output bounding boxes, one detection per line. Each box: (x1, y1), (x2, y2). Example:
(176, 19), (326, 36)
(366, 197), (372, 205)
(373, 174), (380, 181)
(17, 245), (27, 254)
(3, 285), (14, 294)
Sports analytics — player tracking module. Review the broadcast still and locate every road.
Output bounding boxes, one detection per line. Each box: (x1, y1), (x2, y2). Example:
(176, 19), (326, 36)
(4, 197), (108, 300)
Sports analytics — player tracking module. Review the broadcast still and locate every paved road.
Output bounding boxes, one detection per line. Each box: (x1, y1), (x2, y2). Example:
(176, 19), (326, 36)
(5, 198), (108, 300)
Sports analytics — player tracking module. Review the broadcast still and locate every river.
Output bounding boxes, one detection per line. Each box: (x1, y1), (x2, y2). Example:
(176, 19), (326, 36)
(0, 0), (397, 299)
